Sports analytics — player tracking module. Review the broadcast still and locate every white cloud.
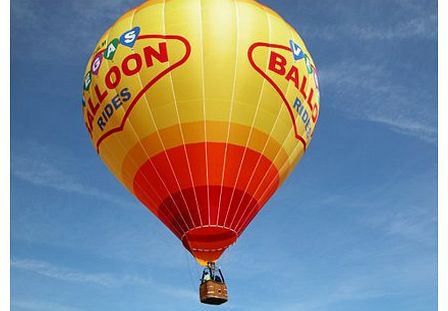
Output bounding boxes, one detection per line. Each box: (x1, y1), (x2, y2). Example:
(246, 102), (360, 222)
(11, 258), (198, 301)
(386, 210), (437, 245)
(10, 142), (188, 268)
(318, 61), (437, 143)
(363, 201), (437, 247)
(301, 1), (436, 42)
(11, 258), (132, 287)
(11, 300), (84, 311)
(269, 257), (435, 311)
(11, 0), (139, 61)
(353, 14), (437, 40)
(157, 284), (198, 301)
(306, 15), (436, 41)
(315, 168), (437, 247)
(11, 142), (133, 208)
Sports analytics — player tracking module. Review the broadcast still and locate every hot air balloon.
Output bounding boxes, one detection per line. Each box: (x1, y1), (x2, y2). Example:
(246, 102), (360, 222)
(82, 0), (319, 304)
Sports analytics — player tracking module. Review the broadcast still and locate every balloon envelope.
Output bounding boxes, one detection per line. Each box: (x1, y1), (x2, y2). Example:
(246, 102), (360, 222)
(82, 0), (320, 265)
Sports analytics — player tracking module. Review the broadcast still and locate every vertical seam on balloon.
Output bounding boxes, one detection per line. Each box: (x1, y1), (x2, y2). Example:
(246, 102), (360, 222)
(129, 7), (188, 235)
(236, 73), (305, 231)
(235, 27), (310, 232)
(230, 28), (296, 229)
(125, 7), (191, 232)
(162, 0), (203, 228)
(231, 122), (289, 231)
(128, 3), (196, 231)
(126, 5), (187, 236)
(216, 0), (239, 226)
(235, 125), (302, 233)
(222, 5), (272, 227)
(229, 81), (292, 229)
(199, 0), (210, 226)
(94, 14), (185, 237)
(96, 26), (131, 197)
(110, 140), (185, 237)
(85, 27), (111, 134)
(126, 7), (189, 234)
(237, 146), (302, 233)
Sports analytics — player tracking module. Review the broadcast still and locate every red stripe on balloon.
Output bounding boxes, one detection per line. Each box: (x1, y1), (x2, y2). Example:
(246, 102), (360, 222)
(132, 142), (280, 261)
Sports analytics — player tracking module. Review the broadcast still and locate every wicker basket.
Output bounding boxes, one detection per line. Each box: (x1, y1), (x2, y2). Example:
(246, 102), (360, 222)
(199, 280), (228, 305)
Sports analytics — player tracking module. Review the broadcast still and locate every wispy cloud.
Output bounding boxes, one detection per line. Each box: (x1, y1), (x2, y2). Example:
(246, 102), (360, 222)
(157, 284), (198, 301)
(227, 245), (435, 311)
(11, 142), (133, 208)
(11, 300), (85, 311)
(319, 61), (437, 143)
(303, 14), (436, 41)
(10, 142), (188, 268)
(353, 14), (437, 40)
(11, 258), (142, 287)
(270, 258), (435, 311)
(362, 199), (437, 247)
(301, 0), (436, 41)
(11, 258), (198, 301)
(385, 208), (437, 245)
(308, 166), (437, 246)
(11, 0), (139, 61)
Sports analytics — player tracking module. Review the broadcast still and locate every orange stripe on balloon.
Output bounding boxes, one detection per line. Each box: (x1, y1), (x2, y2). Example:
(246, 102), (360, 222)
(121, 121), (289, 189)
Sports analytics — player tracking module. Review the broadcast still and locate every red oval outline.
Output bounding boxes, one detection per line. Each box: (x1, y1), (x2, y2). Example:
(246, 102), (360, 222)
(247, 42), (307, 151)
(95, 34), (192, 153)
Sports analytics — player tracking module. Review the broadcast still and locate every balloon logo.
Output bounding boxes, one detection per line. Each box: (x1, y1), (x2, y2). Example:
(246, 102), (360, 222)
(120, 27), (141, 48)
(82, 0), (320, 266)
(91, 54), (103, 75)
(289, 40), (305, 61)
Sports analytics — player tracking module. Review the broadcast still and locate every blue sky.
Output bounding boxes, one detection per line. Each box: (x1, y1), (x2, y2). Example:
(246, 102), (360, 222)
(11, 0), (437, 310)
